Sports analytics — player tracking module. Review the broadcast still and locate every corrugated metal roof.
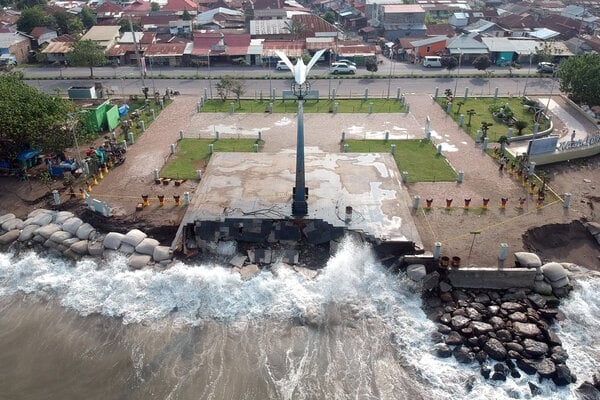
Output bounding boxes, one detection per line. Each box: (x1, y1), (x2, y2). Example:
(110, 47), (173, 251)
(81, 25), (121, 41)
(41, 41), (74, 54)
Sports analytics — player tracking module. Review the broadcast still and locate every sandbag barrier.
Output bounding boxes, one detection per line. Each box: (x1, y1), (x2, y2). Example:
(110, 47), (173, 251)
(0, 209), (173, 269)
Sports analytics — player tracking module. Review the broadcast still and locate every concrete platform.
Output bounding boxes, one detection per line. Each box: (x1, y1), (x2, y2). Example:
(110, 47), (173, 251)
(175, 152), (422, 251)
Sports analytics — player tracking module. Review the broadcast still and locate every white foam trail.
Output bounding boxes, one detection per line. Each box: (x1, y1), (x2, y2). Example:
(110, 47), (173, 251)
(1, 243), (600, 399)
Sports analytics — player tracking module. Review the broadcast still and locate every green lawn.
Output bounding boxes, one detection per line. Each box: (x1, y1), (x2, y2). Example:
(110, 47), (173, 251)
(344, 139), (457, 182)
(435, 96), (551, 142)
(160, 138), (263, 179)
(199, 99), (406, 113)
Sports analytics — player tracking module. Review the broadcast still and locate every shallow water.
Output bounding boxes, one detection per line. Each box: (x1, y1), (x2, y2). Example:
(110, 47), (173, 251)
(0, 238), (598, 399)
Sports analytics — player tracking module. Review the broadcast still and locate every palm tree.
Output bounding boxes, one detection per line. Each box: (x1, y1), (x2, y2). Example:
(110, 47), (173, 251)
(466, 109), (476, 127)
(480, 121), (493, 139)
(283, 19), (308, 40)
(514, 120), (528, 135)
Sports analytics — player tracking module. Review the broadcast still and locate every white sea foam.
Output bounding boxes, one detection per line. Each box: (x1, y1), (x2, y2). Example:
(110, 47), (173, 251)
(1, 242), (600, 399)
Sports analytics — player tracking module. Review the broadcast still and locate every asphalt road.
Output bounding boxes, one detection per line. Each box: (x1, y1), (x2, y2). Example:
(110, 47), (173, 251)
(19, 61), (558, 99)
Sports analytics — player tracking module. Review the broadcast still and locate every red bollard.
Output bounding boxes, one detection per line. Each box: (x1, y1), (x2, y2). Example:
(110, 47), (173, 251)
(158, 195), (165, 206)
(500, 197), (508, 209)
(482, 198), (490, 209)
(426, 198), (433, 210)
(173, 195), (180, 206)
(464, 198), (471, 209)
(142, 194), (149, 207)
(445, 198), (453, 209)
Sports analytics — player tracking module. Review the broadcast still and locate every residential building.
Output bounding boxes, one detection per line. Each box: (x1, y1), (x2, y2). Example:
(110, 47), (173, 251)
(40, 34), (75, 63)
(0, 31), (31, 64)
(379, 4), (427, 40)
(29, 27), (57, 48)
(80, 25), (121, 50)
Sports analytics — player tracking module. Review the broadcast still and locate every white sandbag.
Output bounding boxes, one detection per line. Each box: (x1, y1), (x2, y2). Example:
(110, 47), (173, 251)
(24, 212), (53, 227)
(70, 240), (90, 255)
(49, 230), (72, 243)
(135, 238), (160, 256)
(514, 252), (542, 268)
(153, 246), (172, 262)
(19, 224), (40, 241)
(2, 217), (24, 231)
(119, 243), (136, 254)
(122, 229), (147, 247)
(27, 209), (51, 219)
(0, 230), (20, 245)
(53, 211), (75, 225)
(76, 223), (96, 240)
(0, 213), (16, 225)
(34, 223), (62, 239)
(87, 240), (104, 256)
(103, 232), (125, 250)
(541, 262), (568, 283)
(62, 217), (83, 235)
(128, 253), (151, 269)
(548, 276), (570, 289)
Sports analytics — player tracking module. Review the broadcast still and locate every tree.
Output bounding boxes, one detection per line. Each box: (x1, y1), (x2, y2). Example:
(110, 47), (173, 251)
(151, 2), (160, 11)
(16, 0), (46, 10)
(66, 39), (108, 78)
(119, 18), (141, 33)
(16, 6), (54, 34)
(67, 18), (84, 36)
(322, 11), (335, 24)
(441, 56), (458, 71)
(0, 74), (76, 161)
(558, 54), (600, 107)
(472, 55), (491, 71)
(216, 75), (234, 100)
(513, 120), (528, 135)
(480, 121), (493, 138)
(365, 57), (378, 74)
(80, 6), (97, 29)
(283, 19), (307, 40)
(231, 79), (246, 105)
(182, 10), (192, 21)
(466, 109), (476, 127)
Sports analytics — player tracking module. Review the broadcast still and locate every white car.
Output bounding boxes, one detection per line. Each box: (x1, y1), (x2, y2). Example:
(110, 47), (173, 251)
(336, 59), (356, 67)
(329, 63), (356, 75)
(276, 61), (290, 71)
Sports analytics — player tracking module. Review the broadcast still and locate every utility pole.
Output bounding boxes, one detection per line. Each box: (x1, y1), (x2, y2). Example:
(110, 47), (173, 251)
(128, 15), (145, 88)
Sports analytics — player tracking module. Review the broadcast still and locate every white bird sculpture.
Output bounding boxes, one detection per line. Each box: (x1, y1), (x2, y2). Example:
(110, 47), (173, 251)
(274, 49), (327, 85)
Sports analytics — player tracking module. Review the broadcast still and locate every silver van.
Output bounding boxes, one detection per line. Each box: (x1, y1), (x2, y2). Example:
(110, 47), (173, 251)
(423, 56), (442, 68)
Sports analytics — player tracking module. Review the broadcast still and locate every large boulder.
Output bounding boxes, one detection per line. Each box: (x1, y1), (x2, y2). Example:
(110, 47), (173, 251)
(451, 315), (471, 329)
(62, 217), (84, 235)
(471, 321), (494, 335)
(535, 358), (556, 377)
(240, 264), (260, 280)
(553, 364), (574, 386)
(122, 229), (147, 247)
(483, 338), (507, 361)
(103, 232), (125, 250)
(513, 322), (542, 338)
(0, 230), (20, 245)
(135, 238), (160, 256)
(406, 264), (427, 281)
(523, 338), (549, 358)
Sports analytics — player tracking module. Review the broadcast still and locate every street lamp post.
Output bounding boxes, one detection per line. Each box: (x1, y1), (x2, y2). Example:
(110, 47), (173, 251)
(453, 49), (462, 97)
(208, 49), (212, 100)
(523, 52), (533, 97)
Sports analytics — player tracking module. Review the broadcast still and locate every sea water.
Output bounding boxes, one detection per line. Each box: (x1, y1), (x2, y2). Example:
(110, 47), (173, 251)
(0, 238), (598, 399)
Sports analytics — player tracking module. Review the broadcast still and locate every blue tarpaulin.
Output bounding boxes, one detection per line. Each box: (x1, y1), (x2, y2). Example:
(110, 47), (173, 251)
(118, 104), (130, 117)
(17, 148), (42, 162)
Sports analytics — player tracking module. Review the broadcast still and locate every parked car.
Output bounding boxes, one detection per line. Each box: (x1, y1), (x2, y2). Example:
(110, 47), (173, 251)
(537, 62), (556, 73)
(276, 61), (290, 71)
(329, 63), (356, 75)
(423, 56), (442, 68)
(336, 59), (356, 67)
(231, 57), (248, 65)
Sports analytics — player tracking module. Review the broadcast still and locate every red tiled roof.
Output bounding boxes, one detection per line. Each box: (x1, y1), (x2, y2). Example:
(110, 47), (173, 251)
(191, 32), (250, 55)
(52, 34), (76, 42)
(426, 23), (456, 37)
(106, 43), (136, 56)
(140, 32), (156, 44)
(125, 0), (151, 12)
(30, 26), (54, 38)
(262, 40), (305, 57)
(162, 0), (198, 12)
(140, 15), (179, 25)
(145, 41), (187, 56)
(292, 14), (337, 38)
(95, 1), (124, 13)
